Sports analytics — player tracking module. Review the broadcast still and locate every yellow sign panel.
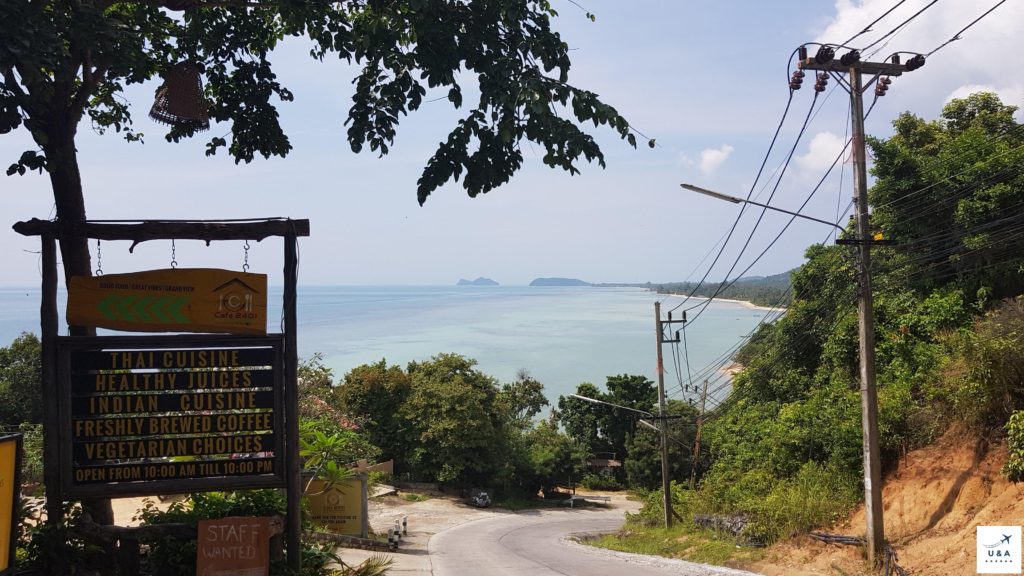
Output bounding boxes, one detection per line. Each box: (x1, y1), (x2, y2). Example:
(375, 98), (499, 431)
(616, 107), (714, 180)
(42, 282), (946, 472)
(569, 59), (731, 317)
(68, 268), (267, 334)
(0, 436), (18, 572)
(306, 477), (368, 537)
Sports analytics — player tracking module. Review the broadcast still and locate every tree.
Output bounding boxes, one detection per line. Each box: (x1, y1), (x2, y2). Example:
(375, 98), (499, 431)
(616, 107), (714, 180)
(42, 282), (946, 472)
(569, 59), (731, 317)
(624, 399), (697, 490)
(556, 374), (656, 463)
(525, 416), (582, 496)
(1, 1), (641, 284)
(333, 358), (411, 471)
(0, 333), (43, 426)
(401, 353), (507, 484)
(497, 368), (549, 425)
(868, 93), (1024, 303)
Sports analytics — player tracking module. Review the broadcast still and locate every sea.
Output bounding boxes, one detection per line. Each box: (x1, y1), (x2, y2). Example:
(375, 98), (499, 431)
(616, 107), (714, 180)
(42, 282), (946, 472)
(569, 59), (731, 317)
(0, 285), (776, 403)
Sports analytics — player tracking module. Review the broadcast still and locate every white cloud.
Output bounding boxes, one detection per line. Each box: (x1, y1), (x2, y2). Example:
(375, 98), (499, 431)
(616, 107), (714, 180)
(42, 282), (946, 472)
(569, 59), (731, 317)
(815, 1), (1024, 120)
(946, 83), (1024, 109)
(699, 144), (734, 175)
(796, 132), (847, 174)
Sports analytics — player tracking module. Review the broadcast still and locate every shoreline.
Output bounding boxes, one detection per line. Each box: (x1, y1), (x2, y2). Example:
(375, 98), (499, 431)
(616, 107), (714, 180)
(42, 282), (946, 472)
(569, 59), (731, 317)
(658, 292), (787, 313)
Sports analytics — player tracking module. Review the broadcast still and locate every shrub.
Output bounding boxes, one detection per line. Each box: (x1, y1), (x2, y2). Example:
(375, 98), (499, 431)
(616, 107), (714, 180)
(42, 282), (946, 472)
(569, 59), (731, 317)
(1004, 411), (1024, 482)
(579, 473), (623, 491)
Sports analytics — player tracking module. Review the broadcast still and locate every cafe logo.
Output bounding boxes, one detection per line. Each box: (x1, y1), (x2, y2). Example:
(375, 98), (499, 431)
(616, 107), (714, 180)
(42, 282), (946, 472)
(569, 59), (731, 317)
(977, 526), (1022, 574)
(213, 278), (258, 320)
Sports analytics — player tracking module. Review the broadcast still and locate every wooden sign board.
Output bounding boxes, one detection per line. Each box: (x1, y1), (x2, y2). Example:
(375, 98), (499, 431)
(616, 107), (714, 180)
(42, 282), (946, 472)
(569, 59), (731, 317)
(305, 476), (368, 537)
(197, 516), (273, 576)
(0, 435), (21, 575)
(68, 268), (267, 334)
(57, 335), (286, 499)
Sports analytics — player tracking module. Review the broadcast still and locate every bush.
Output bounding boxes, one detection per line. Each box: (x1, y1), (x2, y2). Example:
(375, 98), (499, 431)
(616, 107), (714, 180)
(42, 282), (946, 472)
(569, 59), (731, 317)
(579, 473), (623, 491)
(136, 491), (289, 576)
(1004, 411), (1024, 482)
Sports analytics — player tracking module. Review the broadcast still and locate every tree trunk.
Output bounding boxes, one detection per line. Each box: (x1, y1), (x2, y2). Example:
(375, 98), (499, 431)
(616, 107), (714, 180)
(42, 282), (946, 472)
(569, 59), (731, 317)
(45, 113), (116, 528)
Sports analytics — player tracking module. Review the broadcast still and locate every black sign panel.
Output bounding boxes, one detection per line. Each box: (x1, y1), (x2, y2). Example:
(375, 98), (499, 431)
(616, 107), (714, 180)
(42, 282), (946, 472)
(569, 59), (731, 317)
(56, 335), (286, 499)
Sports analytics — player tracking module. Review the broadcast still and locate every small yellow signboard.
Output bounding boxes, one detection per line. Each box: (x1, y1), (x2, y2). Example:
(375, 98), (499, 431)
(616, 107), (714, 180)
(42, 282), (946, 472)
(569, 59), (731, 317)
(68, 268), (267, 334)
(306, 476), (368, 537)
(0, 435), (20, 573)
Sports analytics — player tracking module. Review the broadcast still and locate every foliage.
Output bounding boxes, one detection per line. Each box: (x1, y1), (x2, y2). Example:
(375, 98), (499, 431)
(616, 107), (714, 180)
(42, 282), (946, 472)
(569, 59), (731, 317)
(1005, 411), (1024, 482)
(497, 369), (549, 425)
(868, 93), (1024, 302)
(18, 504), (108, 576)
(579, 473), (622, 491)
(0, 332), (42, 426)
(556, 375), (656, 460)
(624, 399), (698, 490)
(927, 298), (1024, 427)
(655, 270), (793, 308)
(525, 417), (585, 496)
(1, 0), (641, 296)
(17, 422), (44, 489)
(677, 94), (1024, 550)
(401, 353), (508, 484)
(334, 359), (412, 471)
(136, 491), (291, 576)
(134, 490), (390, 576)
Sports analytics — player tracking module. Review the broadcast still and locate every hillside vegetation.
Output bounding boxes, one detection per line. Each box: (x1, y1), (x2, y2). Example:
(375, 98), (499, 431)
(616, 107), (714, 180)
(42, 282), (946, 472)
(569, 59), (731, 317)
(614, 93), (1024, 562)
(654, 271), (793, 308)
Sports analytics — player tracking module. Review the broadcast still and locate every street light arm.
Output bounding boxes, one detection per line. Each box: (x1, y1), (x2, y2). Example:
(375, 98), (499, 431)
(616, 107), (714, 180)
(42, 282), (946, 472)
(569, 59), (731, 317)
(567, 394), (654, 417)
(680, 183), (846, 232)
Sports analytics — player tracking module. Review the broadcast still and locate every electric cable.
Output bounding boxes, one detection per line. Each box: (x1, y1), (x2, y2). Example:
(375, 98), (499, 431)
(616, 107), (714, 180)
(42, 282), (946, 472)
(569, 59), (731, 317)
(927, 0), (1008, 57)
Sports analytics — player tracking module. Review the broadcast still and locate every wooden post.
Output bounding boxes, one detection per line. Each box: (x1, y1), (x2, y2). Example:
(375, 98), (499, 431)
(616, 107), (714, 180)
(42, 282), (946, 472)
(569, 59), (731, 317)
(40, 232), (62, 525)
(284, 229), (302, 572)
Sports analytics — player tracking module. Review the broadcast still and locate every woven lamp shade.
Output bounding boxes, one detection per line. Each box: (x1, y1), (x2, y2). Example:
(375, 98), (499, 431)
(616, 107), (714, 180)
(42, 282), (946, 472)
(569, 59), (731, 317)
(149, 63), (210, 132)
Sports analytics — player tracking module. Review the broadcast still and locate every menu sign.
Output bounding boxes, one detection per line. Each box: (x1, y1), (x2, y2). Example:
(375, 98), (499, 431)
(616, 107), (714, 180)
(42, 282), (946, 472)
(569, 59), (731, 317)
(57, 336), (285, 498)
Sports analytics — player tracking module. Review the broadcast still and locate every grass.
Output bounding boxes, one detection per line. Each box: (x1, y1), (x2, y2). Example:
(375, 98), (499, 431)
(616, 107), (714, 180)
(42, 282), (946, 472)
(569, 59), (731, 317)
(399, 492), (430, 502)
(586, 526), (763, 567)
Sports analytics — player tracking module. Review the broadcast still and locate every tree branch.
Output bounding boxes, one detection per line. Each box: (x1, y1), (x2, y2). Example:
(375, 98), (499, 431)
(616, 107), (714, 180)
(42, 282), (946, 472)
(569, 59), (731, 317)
(2, 68), (28, 101)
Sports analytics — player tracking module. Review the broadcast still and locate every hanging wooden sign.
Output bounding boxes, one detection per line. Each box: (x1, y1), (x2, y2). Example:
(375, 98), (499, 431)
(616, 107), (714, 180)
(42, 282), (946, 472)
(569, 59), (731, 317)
(67, 268), (267, 334)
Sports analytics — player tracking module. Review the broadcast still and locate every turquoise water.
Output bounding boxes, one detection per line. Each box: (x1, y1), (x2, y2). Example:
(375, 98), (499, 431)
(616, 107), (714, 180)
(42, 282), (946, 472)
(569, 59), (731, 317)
(0, 286), (774, 403)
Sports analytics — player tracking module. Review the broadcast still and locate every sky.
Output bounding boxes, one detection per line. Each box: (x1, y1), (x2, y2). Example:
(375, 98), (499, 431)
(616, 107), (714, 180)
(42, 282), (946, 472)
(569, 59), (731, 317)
(2, 0), (1021, 287)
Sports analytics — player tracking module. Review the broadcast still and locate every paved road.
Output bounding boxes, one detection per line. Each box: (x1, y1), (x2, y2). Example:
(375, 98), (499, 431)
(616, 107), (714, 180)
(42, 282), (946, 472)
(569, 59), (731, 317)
(430, 507), (761, 576)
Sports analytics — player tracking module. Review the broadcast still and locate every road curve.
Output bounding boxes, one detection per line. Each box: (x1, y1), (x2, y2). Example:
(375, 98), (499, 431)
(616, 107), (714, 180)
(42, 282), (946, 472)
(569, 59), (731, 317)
(429, 507), (761, 576)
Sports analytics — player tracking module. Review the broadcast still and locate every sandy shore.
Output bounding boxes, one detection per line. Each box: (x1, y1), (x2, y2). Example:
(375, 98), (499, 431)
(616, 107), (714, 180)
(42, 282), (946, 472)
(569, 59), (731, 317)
(658, 293), (786, 313)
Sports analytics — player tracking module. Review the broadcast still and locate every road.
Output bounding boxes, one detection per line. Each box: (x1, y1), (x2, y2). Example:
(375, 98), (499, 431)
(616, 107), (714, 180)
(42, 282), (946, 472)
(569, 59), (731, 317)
(429, 507), (761, 576)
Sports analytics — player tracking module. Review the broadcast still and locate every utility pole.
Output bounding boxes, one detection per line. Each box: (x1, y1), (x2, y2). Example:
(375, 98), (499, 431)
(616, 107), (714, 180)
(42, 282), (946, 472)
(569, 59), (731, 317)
(689, 379), (708, 490)
(653, 301), (673, 529)
(654, 302), (688, 528)
(799, 45), (918, 565)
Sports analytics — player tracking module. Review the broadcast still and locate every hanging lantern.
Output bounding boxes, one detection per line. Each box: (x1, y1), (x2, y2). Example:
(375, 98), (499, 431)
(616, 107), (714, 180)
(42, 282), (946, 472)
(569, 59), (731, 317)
(149, 62), (210, 132)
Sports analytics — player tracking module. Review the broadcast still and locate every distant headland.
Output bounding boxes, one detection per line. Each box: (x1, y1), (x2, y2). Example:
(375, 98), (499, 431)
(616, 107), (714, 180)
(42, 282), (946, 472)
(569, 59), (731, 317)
(529, 277), (591, 287)
(457, 277), (499, 286)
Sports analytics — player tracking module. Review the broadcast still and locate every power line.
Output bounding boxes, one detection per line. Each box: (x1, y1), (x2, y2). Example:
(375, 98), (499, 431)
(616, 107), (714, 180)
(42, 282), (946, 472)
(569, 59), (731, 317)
(860, 0), (940, 53)
(842, 0), (911, 46)
(927, 0), (1008, 57)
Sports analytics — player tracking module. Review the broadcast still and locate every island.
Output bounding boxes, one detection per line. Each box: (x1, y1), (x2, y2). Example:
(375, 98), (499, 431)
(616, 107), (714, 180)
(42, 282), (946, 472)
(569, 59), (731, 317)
(457, 277), (499, 286)
(529, 277), (591, 287)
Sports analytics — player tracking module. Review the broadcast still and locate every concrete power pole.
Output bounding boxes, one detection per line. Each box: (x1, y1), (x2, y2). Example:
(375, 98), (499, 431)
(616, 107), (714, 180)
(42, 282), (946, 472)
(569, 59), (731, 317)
(653, 301), (673, 529)
(800, 46), (918, 564)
